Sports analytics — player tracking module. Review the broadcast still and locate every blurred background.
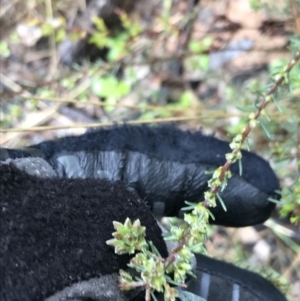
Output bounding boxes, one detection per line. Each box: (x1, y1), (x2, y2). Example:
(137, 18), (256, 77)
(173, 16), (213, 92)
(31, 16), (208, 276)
(0, 0), (299, 300)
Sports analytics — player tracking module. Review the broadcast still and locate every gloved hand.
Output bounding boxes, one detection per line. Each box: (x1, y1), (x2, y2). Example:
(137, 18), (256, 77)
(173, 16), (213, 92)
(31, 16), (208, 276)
(0, 125), (280, 227)
(0, 160), (168, 301)
(0, 125), (286, 301)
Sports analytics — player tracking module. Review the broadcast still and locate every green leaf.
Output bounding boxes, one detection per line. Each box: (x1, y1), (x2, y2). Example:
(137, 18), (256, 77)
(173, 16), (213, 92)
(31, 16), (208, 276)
(41, 23), (54, 36)
(238, 159), (243, 176)
(106, 218), (147, 254)
(117, 80), (131, 95)
(179, 90), (194, 107)
(188, 37), (212, 53)
(92, 16), (108, 33)
(188, 41), (203, 53)
(196, 55), (209, 71)
(216, 193), (227, 212)
(259, 121), (272, 139)
(55, 28), (66, 42)
(271, 95), (283, 112)
(0, 41), (10, 58)
(89, 33), (108, 49)
(249, 0), (263, 11)
(91, 76), (130, 99)
(92, 76), (117, 97)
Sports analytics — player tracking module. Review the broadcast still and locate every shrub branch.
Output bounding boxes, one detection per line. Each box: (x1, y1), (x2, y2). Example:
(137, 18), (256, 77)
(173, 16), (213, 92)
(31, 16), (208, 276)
(107, 50), (300, 301)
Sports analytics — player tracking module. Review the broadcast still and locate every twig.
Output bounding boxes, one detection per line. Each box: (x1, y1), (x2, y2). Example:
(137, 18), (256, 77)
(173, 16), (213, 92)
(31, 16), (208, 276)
(45, 0), (58, 81)
(0, 117), (202, 133)
(211, 50), (300, 192)
(164, 49), (300, 267)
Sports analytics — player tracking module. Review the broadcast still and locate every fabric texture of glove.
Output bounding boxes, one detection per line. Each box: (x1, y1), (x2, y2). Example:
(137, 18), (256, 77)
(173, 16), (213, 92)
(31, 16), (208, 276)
(0, 162), (168, 301)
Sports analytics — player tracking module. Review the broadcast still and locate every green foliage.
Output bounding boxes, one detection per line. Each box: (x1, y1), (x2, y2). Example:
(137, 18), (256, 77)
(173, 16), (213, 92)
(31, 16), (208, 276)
(106, 218), (147, 254)
(188, 37), (213, 54)
(223, 38), (300, 228)
(107, 218), (180, 301)
(3, 1), (299, 299)
(139, 90), (195, 120)
(184, 37), (212, 72)
(0, 41), (10, 58)
(33, 17), (66, 42)
(106, 202), (212, 300)
(179, 91), (194, 108)
(184, 55), (210, 72)
(91, 75), (130, 111)
(181, 203), (210, 250)
(280, 178), (300, 224)
(89, 14), (142, 61)
(269, 58), (300, 91)
(248, 0), (263, 11)
(107, 47), (300, 300)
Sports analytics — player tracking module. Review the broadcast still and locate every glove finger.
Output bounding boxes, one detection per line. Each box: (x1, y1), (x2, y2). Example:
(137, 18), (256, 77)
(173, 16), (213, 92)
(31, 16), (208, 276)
(30, 125), (280, 227)
(186, 254), (287, 301)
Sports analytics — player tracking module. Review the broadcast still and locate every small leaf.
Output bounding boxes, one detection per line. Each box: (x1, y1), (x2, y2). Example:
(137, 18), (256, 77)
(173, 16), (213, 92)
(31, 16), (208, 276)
(196, 55), (209, 71)
(92, 16), (108, 33)
(216, 193), (227, 212)
(259, 121), (271, 139)
(188, 40), (203, 53)
(238, 158), (243, 176)
(268, 197), (284, 205)
(271, 95), (283, 112)
(188, 37), (212, 53)
(0, 41), (10, 58)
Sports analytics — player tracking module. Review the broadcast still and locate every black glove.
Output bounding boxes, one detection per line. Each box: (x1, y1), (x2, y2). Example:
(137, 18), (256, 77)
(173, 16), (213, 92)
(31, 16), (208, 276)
(0, 125), (280, 227)
(0, 161), (168, 301)
(0, 125), (286, 301)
